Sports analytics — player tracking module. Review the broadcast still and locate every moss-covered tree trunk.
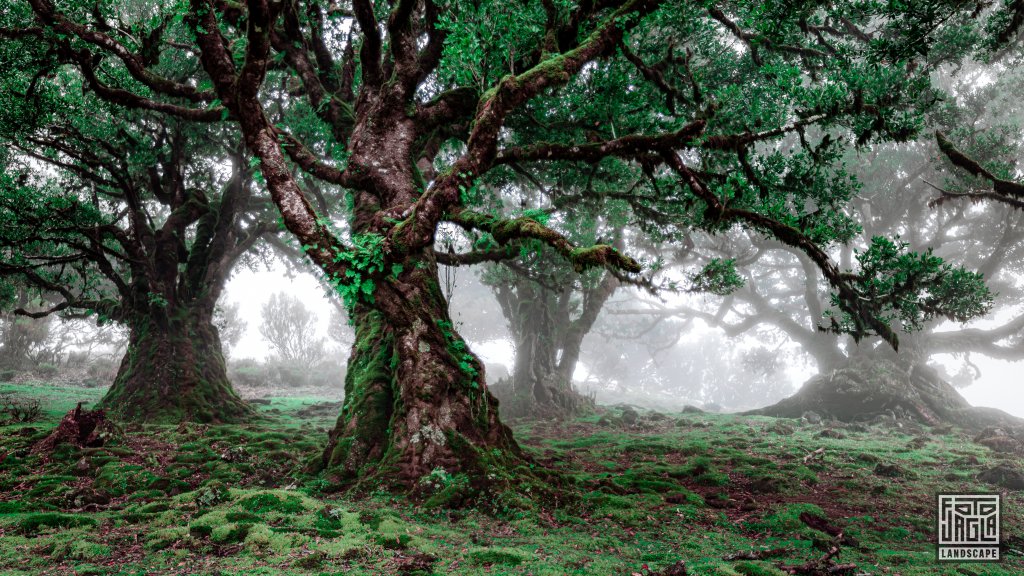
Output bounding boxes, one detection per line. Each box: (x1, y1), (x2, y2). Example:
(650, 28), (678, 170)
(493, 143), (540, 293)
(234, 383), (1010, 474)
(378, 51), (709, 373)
(503, 285), (589, 419)
(321, 253), (519, 488)
(101, 307), (250, 423)
(495, 270), (617, 419)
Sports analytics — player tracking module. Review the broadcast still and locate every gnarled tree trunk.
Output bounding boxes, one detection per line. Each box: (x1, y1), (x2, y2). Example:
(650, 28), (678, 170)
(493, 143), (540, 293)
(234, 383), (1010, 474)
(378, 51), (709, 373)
(501, 282), (589, 419)
(493, 269), (617, 419)
(321, 253), (519, 487)
(101, 308), (250, 423)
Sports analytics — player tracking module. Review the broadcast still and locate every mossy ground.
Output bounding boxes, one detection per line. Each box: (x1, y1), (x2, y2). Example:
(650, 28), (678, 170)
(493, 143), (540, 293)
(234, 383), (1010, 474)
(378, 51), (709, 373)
(0, 381), (1021, 575)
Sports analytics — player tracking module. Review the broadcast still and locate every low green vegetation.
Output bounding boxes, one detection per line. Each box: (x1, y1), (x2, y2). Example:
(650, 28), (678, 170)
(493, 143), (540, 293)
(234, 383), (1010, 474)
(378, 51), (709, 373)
(0, 381), (1020, 575)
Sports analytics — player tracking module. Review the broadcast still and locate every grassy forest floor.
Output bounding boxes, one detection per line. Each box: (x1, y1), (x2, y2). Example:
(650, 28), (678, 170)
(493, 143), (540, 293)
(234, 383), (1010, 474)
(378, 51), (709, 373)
(0, 381), (1021, 575)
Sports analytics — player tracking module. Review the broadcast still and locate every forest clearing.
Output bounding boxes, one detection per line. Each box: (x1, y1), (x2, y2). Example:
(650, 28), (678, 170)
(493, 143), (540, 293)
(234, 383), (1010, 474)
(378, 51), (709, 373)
(3, 0), (1024, 574)
(1, 381), (1021, 575)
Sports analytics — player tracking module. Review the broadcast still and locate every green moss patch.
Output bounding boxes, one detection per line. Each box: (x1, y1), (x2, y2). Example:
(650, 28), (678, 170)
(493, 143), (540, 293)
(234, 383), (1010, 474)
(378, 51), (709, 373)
(468, 548), (525, 566)
(2, 382), (1022, 574)
(18, 513), (97, 535)
(236, 491), (307, 514)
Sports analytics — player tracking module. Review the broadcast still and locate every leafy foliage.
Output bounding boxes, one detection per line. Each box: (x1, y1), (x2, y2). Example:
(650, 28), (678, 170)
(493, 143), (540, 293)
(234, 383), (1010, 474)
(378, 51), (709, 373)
(329, 233), (387, 311)
(3, 0), (1001, 341)
(690, 258), (745, 296)
(824, 237), (992, 339)
(2, 0), (1010, 351)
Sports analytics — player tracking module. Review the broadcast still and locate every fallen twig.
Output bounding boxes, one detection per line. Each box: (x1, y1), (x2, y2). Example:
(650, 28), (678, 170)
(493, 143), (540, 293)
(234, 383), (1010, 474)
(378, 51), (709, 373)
(777, 534), (856, 575)
(803, 447), (826, 463)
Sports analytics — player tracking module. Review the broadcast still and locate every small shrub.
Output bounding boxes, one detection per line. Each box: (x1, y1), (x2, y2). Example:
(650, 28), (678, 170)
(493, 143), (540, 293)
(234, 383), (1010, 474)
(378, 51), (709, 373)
(35, 363), (59, 377)
(0, 393), (41, 424)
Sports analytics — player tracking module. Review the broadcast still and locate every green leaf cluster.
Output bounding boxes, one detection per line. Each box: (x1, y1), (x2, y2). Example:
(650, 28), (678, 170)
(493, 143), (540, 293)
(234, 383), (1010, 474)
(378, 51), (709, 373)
(330, 233), (388, 311)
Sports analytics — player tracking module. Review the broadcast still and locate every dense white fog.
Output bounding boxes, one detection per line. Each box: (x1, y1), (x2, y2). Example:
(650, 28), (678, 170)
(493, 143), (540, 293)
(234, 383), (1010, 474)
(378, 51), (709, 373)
(223, 264), (1024, 417)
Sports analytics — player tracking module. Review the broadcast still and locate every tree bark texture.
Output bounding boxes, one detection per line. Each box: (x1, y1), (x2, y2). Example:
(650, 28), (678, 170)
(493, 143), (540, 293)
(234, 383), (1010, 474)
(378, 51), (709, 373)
(101, 307), (249, 423)
(321, 253), (520, 487)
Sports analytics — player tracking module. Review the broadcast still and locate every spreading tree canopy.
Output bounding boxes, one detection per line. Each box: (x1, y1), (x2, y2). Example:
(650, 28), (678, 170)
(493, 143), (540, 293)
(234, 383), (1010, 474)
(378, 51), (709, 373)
(0, 35), (276, 421)
(660, 58), (1024, 382)
(2, 0), (1013, 491)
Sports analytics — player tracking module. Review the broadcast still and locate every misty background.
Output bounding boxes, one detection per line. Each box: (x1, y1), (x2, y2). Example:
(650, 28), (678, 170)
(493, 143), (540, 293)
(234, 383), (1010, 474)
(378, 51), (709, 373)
(214, 260), (1023, 416)
(3, 60), (1022, 419)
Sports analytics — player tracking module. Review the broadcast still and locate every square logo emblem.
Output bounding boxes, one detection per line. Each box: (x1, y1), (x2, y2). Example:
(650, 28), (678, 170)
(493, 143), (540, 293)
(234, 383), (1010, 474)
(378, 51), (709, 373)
(937, 494), (1001, 562)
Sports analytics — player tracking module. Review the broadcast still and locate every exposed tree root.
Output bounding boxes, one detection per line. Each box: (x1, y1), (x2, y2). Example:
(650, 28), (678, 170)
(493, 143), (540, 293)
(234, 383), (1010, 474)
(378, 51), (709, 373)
(747, 358), (1022, 431)
(32, 404), (119, 455)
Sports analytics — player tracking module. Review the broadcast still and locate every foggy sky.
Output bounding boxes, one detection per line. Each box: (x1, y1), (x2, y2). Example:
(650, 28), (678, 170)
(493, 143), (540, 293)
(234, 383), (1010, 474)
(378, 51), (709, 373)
(223, 263), (1024, 418)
